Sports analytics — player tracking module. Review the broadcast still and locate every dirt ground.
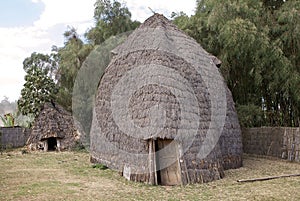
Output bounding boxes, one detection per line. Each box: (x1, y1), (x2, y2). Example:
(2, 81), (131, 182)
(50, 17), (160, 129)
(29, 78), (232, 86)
(0, 150), (299, 201)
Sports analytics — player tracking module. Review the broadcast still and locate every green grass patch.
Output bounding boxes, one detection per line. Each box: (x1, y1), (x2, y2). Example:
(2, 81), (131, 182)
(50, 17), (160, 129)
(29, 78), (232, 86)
(92, 163), (108, 170)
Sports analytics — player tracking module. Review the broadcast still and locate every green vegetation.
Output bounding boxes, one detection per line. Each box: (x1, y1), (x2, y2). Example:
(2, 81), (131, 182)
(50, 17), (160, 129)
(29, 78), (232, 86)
(173, 0), (300, 127)
(0, 98), (16, 127)
(85, 0), (140, 45)
(0, 113), (14, 127)
(92, 163), (108, 170)
(55, 28), (93, 111)
(0, 97), (33, 128)
(0, 150), (299, 200)
(17, 52), (58, 118)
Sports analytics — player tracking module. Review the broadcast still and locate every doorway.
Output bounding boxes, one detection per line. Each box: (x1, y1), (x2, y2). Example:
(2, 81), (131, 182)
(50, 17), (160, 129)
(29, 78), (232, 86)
(155, 139), (181, 185)
(47, 137), (57, 151)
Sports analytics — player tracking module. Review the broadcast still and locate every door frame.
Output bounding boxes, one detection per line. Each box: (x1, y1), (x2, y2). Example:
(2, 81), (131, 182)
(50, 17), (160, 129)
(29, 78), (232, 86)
(149, 138), (182, 185)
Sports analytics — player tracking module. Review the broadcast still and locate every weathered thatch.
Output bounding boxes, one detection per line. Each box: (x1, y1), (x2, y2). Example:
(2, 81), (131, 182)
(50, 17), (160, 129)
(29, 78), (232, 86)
(90, 14), (242, 185)
(27, 102), (81, 151)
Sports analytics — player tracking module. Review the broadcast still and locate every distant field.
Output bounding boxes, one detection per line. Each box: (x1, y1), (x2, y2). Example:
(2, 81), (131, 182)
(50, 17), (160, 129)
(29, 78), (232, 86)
(0, 150), (299, 201)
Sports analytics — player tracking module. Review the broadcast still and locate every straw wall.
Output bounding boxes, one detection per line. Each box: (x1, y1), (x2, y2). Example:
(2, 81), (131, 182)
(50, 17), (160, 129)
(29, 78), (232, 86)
(242, 127), (300, 162)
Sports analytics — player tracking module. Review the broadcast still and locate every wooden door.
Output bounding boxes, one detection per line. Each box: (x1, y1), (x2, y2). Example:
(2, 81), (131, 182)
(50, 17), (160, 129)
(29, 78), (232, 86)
(156, 139), (181, 185)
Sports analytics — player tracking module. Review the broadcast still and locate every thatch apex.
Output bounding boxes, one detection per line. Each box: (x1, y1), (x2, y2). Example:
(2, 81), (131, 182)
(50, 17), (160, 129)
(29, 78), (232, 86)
(27, 102), (80, 151)
(140, 13), (178, 29)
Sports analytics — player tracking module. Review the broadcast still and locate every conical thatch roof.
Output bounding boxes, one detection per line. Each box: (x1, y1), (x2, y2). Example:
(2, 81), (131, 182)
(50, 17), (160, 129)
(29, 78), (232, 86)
(90, 14), (242, 185)
(27, 102), (80, 151)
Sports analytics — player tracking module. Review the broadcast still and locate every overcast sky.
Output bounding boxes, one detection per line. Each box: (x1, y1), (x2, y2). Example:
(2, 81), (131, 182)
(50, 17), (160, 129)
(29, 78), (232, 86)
(0, 0), (196, 101)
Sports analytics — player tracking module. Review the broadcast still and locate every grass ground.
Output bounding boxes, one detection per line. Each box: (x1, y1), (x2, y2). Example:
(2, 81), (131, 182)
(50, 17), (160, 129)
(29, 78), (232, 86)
(0, 149), (299, 201)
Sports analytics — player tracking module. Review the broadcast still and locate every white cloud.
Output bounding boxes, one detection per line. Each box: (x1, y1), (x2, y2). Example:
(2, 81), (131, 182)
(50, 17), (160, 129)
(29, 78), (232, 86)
(34, 0), (95, 29)
(0, 24), (63, 101)
(125, 0), (196, 21)
(0, 0), (95, 101)
(0, 0), (196, 101)
(0, 27), (47, 101)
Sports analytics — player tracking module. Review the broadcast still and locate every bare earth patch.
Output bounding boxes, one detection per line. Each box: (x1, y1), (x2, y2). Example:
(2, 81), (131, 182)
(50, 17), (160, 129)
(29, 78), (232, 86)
(0, 150), (299, 201)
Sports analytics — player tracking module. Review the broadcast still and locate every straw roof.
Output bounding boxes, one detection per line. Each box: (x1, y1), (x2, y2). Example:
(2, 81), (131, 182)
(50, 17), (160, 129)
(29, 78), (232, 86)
(27, 102), (80, 150)
(90, 14), (242, 185)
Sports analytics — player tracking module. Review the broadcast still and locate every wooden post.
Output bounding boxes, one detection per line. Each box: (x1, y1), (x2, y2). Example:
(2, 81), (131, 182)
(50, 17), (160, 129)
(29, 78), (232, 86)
(57, 139), (61, 152)
(295, 128), (300, 162)
(44, 140), (48, 152)
(237, 173), (300, 183)
(178, 143), (189, 185)
(148, 139), (157, 185)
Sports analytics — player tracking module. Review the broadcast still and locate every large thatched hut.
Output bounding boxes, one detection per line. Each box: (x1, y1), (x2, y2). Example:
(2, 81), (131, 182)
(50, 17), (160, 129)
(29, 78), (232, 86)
(90, 14), (242, 185)
(27, 102), (81, 151)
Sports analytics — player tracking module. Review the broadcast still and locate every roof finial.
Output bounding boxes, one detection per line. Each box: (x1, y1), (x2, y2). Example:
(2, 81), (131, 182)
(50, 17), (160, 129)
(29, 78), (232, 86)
(148, 7), (156, 14)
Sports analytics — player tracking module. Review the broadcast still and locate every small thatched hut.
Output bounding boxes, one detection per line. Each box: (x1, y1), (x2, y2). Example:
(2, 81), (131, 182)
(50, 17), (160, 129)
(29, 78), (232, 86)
(90, 14), (242, 185)
(27, 102), (80, 151)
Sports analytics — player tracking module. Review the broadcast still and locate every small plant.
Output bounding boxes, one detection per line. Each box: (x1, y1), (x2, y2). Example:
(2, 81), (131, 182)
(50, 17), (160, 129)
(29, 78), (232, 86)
(72, 141), (87, 152)
(21, 149), (28, 154)
(14, 113), (34, 128)
(92, 164), (108, 170)
(0, 113), (15, 127)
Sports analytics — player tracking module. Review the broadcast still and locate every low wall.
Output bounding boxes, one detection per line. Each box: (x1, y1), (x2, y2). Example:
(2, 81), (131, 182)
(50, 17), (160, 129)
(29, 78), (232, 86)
(242, 127), (300, 162)
(0, 127), (30, 149)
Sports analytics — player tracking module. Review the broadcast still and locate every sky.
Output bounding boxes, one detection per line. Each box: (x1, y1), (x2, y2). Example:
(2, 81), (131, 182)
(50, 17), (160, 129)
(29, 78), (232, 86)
(0, 0), (196, 102)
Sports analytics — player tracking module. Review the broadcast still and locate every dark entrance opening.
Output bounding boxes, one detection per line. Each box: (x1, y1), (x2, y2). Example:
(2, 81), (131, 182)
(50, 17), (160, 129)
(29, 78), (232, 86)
(154, 140), (162, 184)
(47, 137), (57, 151)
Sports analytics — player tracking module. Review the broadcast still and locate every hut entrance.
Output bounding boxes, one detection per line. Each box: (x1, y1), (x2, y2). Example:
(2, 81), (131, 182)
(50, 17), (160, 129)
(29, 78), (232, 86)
(155, 139), (181, 186)
(44, 137), (57, 151)
(47, 137), (57, 151)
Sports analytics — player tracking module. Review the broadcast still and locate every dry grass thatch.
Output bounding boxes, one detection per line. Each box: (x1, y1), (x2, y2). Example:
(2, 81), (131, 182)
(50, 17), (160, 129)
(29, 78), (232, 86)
(91, 14), (243, 185)
(27, 102), (80, 151)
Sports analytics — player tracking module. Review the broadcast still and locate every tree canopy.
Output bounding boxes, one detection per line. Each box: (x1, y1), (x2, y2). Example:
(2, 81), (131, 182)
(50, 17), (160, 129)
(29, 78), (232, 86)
(173, 0), (300, 127)
(85, 0), (140, 45)
(18, 52), (58, 118)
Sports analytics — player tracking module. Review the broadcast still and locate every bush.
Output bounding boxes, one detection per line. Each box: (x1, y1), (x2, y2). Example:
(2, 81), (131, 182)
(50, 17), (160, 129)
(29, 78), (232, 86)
(237, 104), (264, 127)
(71, 141), (88, 152)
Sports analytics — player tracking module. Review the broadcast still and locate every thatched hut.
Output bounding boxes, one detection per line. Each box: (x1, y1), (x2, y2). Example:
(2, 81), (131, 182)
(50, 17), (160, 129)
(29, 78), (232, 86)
(27, 102), (80, 151)
(90, 14), (242, 185)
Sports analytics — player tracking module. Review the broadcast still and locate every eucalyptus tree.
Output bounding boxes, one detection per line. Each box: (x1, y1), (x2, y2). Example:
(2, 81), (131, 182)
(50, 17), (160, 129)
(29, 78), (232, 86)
(174, 0), (300, 127)
(273, 0), (300, 126)
(55, 28), (93, 111)
(85, 0), (140, 45)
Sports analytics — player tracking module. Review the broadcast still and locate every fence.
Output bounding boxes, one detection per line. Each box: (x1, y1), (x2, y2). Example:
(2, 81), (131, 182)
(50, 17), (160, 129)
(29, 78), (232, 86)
(242, 127), (300, 162)
(0, 127), (30, 149)
(1, 126), (299, 160)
